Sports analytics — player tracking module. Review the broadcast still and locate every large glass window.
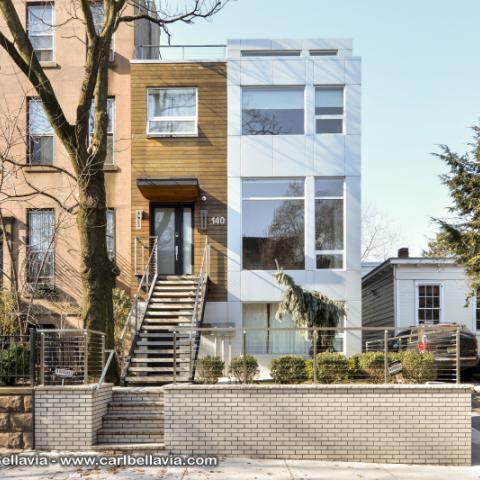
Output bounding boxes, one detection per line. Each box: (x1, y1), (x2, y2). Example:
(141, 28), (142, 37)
(89, 98), (115, 165)
(315, 86), (344, 134)
(242, 87), (304, 135)
(243, 304), (310, 355)
(315, 178), (344, 269)
(417, 284), (441, 325)
(242, 179), (304, 270)
(27, 4), (54, 62)
(147, 88), (197, 135)
(27, 209), (54, 289)
(106, 208), (115, 261)
(28, 99), (54, 165)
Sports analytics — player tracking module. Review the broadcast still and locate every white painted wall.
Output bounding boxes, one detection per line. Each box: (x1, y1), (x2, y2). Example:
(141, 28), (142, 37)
(206, 38), (362, 375)
(394, 264), (479, 340)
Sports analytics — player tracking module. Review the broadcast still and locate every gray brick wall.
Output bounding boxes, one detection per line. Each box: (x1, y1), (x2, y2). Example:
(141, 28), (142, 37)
(34, 384), (112, 450)
(164, 384), (472, 465)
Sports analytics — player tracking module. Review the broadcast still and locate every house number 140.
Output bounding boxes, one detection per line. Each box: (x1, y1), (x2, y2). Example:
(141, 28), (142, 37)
(211, 216), (226, 225)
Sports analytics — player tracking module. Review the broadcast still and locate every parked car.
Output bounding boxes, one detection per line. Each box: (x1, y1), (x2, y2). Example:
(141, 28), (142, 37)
(393, 324), (479, 371)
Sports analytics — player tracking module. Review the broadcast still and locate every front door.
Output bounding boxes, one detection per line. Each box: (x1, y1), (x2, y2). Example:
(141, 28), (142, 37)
(152, 206), (193, 275)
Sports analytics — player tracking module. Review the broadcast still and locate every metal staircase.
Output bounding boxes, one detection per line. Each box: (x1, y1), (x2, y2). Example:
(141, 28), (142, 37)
(122, 238), (210, 386)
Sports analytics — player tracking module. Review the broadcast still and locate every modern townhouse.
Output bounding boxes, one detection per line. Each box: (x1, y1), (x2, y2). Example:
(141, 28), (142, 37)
(123, 39), (362, 382)
(0, 1), (157, 327)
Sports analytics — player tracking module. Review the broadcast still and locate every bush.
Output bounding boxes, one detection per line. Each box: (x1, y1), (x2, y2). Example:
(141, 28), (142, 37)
(358, 352), (385, 383)
(397, 350), (436, 383)
(0, 342), (30, 386)
(347, 354), (362, 379)
(196, 356), (224, 384)
(229, 355), (259, 383)
(306, 352), (348, 383)
(270, 355), (307, 384)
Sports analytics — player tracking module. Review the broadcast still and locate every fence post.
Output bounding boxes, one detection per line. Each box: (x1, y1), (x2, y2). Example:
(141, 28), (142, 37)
(384, 329), (389, 384)
(84, 331), (89, 384)
(242, 330), (247, 384)
(455, 327), (461, 384)
(313, 329), (318, 383)
(29, 328), (36, 387)
(173, 331), (177, 384)
(40, 332), (45, 386)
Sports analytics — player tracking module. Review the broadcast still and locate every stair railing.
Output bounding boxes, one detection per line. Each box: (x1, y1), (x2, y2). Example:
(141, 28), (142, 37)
(186, 237), (210, 381)
(97, 236), (158, 389)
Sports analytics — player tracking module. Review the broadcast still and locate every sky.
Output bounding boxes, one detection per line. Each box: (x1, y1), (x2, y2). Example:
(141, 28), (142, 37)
(167, 0), (480, 257)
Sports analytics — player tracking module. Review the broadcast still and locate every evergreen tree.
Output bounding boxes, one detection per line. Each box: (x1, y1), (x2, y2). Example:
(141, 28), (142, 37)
(433, 124), (480, 296)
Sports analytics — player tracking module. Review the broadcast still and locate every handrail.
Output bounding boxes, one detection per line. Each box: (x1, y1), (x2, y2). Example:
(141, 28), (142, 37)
(97, 236), (158, 389)
(186, 237), (210, 380)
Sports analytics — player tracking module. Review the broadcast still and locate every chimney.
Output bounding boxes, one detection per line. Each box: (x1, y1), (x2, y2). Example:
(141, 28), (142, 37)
(397, 247), (409, 258)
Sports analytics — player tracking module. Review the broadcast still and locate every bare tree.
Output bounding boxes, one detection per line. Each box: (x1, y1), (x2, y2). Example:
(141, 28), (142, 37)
(0, 1), (227, 350)
(362, 202), (402, 262)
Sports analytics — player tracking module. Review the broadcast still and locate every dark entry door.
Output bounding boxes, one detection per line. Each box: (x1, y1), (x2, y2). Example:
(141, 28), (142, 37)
(153, 206), (193, 275)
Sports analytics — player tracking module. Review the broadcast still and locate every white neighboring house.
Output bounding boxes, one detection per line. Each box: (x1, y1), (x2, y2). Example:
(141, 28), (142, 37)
(362, 249), (480, 346)
(207, 38), (362, 376)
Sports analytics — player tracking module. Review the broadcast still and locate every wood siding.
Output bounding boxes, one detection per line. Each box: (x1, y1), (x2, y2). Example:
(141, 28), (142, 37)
(131, 62), (227, 301)
(362, 266), (395, 345)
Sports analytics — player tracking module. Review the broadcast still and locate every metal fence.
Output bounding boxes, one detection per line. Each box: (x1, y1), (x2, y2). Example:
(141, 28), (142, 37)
(174, 326), (472, 385)
(0, 334), (33, 386)
(36, 329), (105, 386)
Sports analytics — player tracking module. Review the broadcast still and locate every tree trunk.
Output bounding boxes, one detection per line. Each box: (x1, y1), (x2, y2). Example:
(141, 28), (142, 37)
(76, 165), (115, 350)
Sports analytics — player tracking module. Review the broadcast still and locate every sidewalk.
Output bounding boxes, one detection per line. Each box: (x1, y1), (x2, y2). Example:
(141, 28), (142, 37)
(1, 456), (480, 480)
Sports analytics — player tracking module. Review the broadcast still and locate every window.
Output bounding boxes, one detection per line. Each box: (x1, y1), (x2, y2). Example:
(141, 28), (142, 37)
(27, 209), (54, 289)
(27, 4), (54, 62)
(242, 87), (304, 135)
(106, 208), (115, 260)
(242, 179), (304, 270)
(147, 88), (197, 136)
(241, 50), (301, 57)
(243, 304), (310, 355)
(315, 86), (344, 134)
(28, 99), (54, 165)
(89, 98), (115, 165)
(315, 179), (344, 269)
(90, 2), (115, 62)
(417, 284), (441, 325)
(476, 288), (480, 331)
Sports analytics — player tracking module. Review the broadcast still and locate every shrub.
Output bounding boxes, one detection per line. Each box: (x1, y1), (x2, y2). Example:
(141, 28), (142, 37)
(0, 342), (30, 386)
(196, 356), (224, 384)
(358, 352), (385, 383)
(397, 350), (436, 383)
(347, 354), (362, 380)
(270, 355), (307, 384)
(229, 355), (259, 383)
(306, 352), (348, 383)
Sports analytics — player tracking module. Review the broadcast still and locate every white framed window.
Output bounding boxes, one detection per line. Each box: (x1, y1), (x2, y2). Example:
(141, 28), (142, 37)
(27, 4), (54, 62)
(106, 208), (115, 260)
(315, 178), (345, 269)
(242, 178), (305, 270)
(89, 98), (115, 165)
(147, 88), (198, 136)
(27, 208), (55, 289)
(242, 87), (304, 135)
(416, 283), (442, 325)
(28, 98), (54, 165)
(315, 86), (344, 134)
(90, 2), (115, 62)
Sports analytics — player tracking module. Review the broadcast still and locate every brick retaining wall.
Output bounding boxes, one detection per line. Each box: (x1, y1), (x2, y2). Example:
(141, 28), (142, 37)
(0, 387), (32, 449)
(164, 384), (472, 465)
(34, 384), (112, 450)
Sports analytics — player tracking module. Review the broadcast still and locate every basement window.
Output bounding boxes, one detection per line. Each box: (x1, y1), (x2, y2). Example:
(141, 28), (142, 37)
(147, 88), (198, 136)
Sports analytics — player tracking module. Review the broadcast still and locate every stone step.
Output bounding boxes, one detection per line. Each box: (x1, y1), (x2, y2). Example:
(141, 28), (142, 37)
(93, 442), (166, 452)
(97, 434), (165, 443)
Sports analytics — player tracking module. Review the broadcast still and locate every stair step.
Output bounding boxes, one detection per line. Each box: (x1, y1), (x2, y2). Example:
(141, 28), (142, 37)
(93, 442), (166, 451)
(152, 292), (196, 298)
(129, 367), (190, 373)
(147, 305), (194, 311)
(143, 323), (191, 329)
(104, 412), (164, 419)
(134, 349), (190, 355)
(149, 298), (195, 303)
(145, 310), (193, 316)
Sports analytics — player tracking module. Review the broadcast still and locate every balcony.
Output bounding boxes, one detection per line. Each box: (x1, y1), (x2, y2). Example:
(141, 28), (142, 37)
(135, 44), (226, 61)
